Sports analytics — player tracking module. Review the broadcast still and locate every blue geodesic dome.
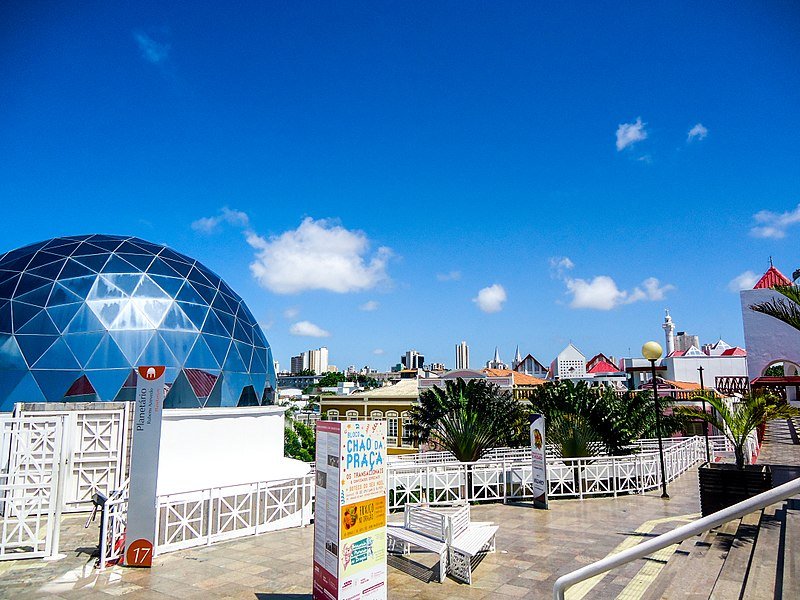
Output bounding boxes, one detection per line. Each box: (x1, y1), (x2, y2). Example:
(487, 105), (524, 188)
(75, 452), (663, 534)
(0, 235), (276, 412)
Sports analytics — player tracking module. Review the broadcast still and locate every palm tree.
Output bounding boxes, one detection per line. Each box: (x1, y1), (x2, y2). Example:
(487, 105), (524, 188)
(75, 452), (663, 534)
(676, 393), (799, 469)
(750, 284), (800, 331)
(406, 378), (527, 462)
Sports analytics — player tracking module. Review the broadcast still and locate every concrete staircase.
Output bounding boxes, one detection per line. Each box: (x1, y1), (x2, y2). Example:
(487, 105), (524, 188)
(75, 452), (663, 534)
(640, 498), (799, 599)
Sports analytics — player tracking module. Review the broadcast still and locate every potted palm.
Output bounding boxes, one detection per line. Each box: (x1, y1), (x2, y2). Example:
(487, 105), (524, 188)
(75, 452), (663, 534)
(677, 393), (798, 516)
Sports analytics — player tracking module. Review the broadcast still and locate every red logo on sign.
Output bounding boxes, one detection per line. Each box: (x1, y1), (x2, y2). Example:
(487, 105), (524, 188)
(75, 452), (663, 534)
(125, 538), (154, 567)
(137, 366), (165, 380)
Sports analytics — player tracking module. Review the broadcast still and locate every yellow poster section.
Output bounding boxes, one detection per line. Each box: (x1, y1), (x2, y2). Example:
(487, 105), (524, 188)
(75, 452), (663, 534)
(340, 496), (386, 540)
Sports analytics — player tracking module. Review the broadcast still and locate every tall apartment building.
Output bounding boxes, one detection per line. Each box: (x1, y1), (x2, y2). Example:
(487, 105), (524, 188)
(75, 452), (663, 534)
(290, 346), (329, 374)
(675, 331), (700, 353)
(401, 349), (424, 370)
(455, 341), (470, 369)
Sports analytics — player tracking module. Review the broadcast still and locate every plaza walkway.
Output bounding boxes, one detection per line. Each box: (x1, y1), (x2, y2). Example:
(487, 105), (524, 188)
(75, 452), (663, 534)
(0, 466), (705, 600)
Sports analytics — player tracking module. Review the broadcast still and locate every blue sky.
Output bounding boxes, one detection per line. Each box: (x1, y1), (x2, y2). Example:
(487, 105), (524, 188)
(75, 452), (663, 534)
(2, 2), (799, 371)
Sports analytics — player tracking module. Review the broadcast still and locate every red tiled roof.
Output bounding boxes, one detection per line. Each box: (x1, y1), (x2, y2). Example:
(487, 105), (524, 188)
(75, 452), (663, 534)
(185, 368), (218, 398)
(667, 350), (686, 357)
(753, 266), (791, 289)
(587, 360), (620, 374)
(721, 347), (747, 356)
(482, 368), (546, 386)
(65, 375), (96, 397)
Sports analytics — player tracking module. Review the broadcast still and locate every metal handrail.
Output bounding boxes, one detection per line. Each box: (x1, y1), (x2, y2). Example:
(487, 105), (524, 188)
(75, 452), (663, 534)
(553, 476), (800, 600)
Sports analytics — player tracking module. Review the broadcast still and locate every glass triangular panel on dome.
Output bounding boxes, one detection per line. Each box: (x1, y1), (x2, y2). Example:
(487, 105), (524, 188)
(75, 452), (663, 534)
(49, 282), (84, 306)
(45, 240), (80, 257)
(160, 330), (197, 364)
(215, 310), (235, 336)
(134, 298), (172, 328)
(29, 258), (66, 280)
(201, 309), (229, 337)
(16, 283), (54, 307)
(64, 303), (105, 333)
(27, 250), (63, 269)
(47, 302), (82, 332)
(87, 298), (125, 329)
(250, 348), (266, 374)
(71, 242), (106, 257)
(4, 371), (46, 408)
(118, 253), (155, 272)
(103, 273), (141, 296)
(0, 273), (21, 301)
(175, 282), (205, 305)
(212, 292), (238, 315)
(116, 241), (150, 255)
(191, 283), (216, 305)
(158, 247), (189, 262)
(11, 300), (42, 331)
(16, 272), (51, 297)
(235, 340), (254, 371)
(134, 275), (170, 300)
(0, 301), (11, 334)
(101, 255), (138, 275)
(128, 240), (163, 254)
(185, 336), (220, 370)
(59, 274), (95, 298)
(63, 331), (105, 365)
(109, 329), (153, 365)
(88, 276), (126, 301)
(86, 333), (129, 370)
(16, 333), (58, 367)
(32, 369), (83, 402)
(110, 300), (156, 330)
(17, 309), (59, 335)
(87, 238), (124, 252)
(148, 275), (184, 297)
(222, 340), (248, 372)
(187, 266), (214, 288)
(162, 257), (192, 277)
(0, 335), (27, 371)
(0, 367), (27, 409)
(233, 319), (253, 344)
(147, 258), (182, 278)
(85, 369), (130, 401)
(160, 302), (198, 331)
(138, 334), (180, 368)
(73, 253), (109, 272)
(204, 334), (231, 366)
(32, 337), (81, 370)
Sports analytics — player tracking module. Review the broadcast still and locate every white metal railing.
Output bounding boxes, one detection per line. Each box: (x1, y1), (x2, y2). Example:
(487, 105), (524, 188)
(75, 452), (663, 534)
(386, 436), (713, 509)
(552, 475), (800, 600)
(99, 479), (129, 571)
(153, 474), (314, 554)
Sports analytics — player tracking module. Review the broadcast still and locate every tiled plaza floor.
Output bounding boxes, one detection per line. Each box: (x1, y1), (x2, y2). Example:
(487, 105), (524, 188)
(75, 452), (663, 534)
(0, 466), (706, 600)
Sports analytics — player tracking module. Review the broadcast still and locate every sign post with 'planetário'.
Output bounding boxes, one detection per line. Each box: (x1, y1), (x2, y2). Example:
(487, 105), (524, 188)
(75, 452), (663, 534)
(124, 365), (166, 567)
(313, 420), (387, 600)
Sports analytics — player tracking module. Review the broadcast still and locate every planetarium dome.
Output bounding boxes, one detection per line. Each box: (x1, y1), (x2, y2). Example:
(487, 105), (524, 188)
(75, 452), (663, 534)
(0, 234), (276, 412)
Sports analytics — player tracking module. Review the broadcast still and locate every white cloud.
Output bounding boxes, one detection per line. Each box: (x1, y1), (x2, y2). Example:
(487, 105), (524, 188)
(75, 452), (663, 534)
(283, 307), (299, 319)
(437, 271), (462, 282)
(549, 256), (574, 278)
(728, 271), (759, 292)
(133, 31), (170, 64)
(191, 207), (250, 233)
(373, 348), (385, 355)
(750, 204), (800, 239)
(246, 217), (391, 294)
(565, 275), (674, 310)
(687, 123), (708, 142)
(359, 300), (379, 311)
(289, 320), (330, 337)
(616, 117), (647, 151)
(473, 284), (507, 313)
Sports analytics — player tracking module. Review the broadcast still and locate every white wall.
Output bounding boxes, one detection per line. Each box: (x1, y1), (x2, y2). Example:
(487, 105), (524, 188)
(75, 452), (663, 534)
(741, 288), (800, 380)
(665, 355), (748, 386)
(157, 406), (310, 495)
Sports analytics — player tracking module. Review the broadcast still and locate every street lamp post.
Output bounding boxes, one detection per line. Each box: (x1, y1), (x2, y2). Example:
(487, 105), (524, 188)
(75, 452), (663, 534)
(642, 341), (669, 499)
(698, 366), (711, 463)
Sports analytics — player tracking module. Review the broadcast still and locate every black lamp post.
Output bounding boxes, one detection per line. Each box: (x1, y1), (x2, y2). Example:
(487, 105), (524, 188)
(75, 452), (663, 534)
(642, 341), (669, 499)
(698, 366), (711, 463)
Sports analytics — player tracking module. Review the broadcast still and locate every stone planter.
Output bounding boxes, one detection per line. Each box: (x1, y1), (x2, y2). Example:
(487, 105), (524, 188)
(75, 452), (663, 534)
(698, 462), (772, 517)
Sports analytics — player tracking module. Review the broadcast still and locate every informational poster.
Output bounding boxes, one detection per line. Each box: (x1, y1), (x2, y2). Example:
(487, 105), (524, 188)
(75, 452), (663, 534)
(124, 365), (166, 567)
(530, 414), (549, 509)
(313, 420), (387, 600)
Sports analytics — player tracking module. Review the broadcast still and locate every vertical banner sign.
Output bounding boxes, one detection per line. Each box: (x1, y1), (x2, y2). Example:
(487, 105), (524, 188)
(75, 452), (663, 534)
(530, 414), (548, 509)
(124, 365), (166, 567)
(313, 420), (387, 600)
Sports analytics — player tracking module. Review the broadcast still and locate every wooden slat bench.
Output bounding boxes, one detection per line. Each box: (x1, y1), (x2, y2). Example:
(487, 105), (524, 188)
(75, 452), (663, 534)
(448, 524), (499, 584)
(386, 504), (456, 582)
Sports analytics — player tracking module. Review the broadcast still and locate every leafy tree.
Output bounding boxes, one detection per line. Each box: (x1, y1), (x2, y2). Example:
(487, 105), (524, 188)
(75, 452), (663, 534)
(764, 364), (785, 377)
(406, 378), (528, 462)
(750, 284), (800, 331)
(677, 393), (798, 469)
(280, 401), (316, 462)
(318, 372), (346, 387)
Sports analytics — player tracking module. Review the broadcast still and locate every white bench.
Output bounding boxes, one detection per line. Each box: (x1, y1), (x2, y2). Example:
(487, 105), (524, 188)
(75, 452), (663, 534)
(386, 505), (453, 582)
(445, 505), (498, 585)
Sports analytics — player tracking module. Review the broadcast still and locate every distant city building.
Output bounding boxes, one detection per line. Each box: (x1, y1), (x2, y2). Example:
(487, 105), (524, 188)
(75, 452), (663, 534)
(550, 343), (587, 379)
(401, 349), (424, 370)
(512, 346), (523, 370)
(513, 352), (549, 379)
(662, 310), (676, 355)
(290, 346), (329, 374)
(425, 362), (446, 372)
(675, 331), (700, 353)
(455, 341), (470, 370)
(485, 347), (508, 369)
